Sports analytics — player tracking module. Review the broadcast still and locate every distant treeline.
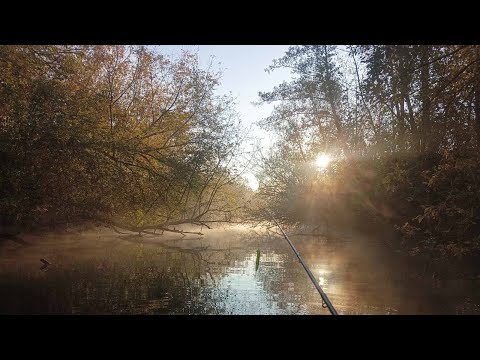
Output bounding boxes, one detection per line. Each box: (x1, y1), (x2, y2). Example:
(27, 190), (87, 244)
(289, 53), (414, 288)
(256, 45), (480, 259)
(0, 46), (249, 235)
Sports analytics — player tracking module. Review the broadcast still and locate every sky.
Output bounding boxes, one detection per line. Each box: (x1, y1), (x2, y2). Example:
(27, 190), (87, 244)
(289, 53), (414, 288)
(157, 46), (295, 190)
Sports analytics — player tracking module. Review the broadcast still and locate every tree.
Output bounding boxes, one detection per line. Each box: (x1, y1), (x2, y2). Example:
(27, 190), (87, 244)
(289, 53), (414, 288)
(256, 44), (480, 259)
(258, 46), (350, 158)
(0, 45), (247, 236)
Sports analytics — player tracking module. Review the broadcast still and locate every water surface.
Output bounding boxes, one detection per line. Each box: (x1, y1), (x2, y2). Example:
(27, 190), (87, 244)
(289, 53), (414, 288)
(0, 225), (478, 314)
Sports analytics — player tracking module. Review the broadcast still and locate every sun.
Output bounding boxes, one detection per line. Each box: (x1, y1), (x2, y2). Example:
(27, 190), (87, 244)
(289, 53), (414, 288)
(315, 154), (331, 170)
(244, 173), (259, 191)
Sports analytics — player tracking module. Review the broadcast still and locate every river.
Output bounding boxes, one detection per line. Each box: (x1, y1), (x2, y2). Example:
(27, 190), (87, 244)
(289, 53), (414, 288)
(0, 225), (478, 314)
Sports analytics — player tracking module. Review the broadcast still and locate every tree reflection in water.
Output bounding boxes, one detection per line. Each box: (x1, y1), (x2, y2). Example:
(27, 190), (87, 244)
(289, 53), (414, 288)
(0, 225), (478, 314)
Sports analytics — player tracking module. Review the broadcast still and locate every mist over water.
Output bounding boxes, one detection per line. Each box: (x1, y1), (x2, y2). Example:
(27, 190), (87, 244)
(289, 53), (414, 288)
(1, 224), (478, 314)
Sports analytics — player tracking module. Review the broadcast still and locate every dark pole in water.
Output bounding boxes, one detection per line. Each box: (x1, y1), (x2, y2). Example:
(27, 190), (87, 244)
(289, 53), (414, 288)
(268, 212), (338, 315)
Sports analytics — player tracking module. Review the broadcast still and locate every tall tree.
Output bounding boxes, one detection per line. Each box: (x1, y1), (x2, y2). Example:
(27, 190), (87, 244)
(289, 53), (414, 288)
(258, 45), (349, 157)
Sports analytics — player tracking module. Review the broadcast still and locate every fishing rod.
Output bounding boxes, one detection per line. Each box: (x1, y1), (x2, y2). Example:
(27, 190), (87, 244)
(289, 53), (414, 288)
(267, 211), (338, 315)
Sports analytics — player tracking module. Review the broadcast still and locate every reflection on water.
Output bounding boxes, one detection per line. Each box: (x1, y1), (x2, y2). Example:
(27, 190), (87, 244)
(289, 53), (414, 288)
(0, 225), (479, 314)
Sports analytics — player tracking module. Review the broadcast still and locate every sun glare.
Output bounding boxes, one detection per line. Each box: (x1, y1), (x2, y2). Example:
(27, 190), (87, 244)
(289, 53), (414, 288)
(315, 154), (331, 170)
(244, 173), (259, 191)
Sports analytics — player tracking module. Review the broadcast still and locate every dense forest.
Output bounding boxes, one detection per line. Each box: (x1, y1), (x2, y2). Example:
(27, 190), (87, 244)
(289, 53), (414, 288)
(2, 45), (480, 266)
(255, 45), (480, 262)
(0, 46), (250, 238)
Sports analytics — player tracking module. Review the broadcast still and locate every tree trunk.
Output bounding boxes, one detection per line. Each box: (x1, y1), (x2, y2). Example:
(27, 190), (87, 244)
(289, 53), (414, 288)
(420, 46), (431, 153)
(474, 46), (480, 147)
(321, 46), (344, 150)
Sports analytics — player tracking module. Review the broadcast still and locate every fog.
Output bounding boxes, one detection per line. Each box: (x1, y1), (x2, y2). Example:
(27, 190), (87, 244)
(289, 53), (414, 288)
(1, 223), (477, 314)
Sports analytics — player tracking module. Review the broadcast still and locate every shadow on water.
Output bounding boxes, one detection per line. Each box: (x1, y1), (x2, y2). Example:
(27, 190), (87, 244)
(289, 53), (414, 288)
(0, 225), (479, 314)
